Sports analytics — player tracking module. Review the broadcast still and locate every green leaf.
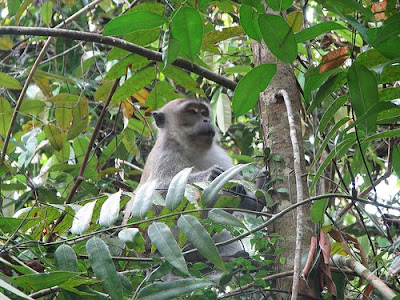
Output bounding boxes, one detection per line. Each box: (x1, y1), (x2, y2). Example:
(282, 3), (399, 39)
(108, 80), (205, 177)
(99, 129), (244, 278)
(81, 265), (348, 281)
(307, 72), (347, 113)
(162, 29), (180, 67)
(240, 4), (262, 41)
(105, 54), (149, 80)
(130, 180), (157, 219)
(203, 26), (245, 45)
(0, 217), (23, 233)
(112, 67), (156, 104)
(0, 37), (13, 50)
(163, 65), (205, 95)
(55, 102), (73, 132)
(304, 67), (341, 103)
(295, 21), (346, 43)
(12, 271), (80, 291)
(264, 0), (292, 11)
(258, 14), (297, 64)
(208, 209), (246, 228)
(232, 64), (276, 116)
(347, 62), (379, 134)
(393, 145), (400, 178)
(55, 244), (79, 272)
(67, 98), (89, 140)
(177, 215), (225, 270)
(166, 167), (193, 211)
(146, 81), (181, 110)
(372, 13), (400, 45)
(86, 237), (123, 300)
(7, 0), (21, 16)
(15, 0), (32, 24)
(0, 98), (12, 135)
(287, 11), (303, 32)
(103, 11), (166, 36)
(318, 95), (348, 134)
(357, 49), (388, 68)
(148, 222), (189, 274)
(310, 198), (328, 225)
(0, 278), (32, 299)
(137, 278), (213, 300)
(41, 1), (53, 26)
(202, 164), (248, 207)
(171, 7), (203, 61)
(43, 124), (63, 151)
(0, 72), (22, 90)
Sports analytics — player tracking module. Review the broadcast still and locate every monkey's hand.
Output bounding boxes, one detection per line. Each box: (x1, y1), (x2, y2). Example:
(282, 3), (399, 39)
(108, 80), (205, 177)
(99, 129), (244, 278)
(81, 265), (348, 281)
(207, 165), (226, 181)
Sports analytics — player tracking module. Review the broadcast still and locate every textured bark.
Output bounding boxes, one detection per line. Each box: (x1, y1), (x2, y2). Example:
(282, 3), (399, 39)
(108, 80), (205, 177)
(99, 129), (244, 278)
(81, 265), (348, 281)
(251, 41), (318, 298)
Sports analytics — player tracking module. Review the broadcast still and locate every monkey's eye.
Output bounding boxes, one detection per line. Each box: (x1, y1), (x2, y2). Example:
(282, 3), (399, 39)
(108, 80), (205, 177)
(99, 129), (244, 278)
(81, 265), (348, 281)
(188, 108), (198, 115)
(201, 110), (209, 117)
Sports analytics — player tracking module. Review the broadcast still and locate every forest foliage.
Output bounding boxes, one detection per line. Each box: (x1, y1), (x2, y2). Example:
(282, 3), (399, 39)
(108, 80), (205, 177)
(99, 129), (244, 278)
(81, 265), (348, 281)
(0, 0), (399, 299)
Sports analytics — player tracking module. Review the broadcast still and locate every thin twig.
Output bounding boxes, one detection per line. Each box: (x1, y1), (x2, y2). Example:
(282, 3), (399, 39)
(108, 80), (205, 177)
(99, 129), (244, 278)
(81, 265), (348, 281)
(0, 0), (104, 164)
(279, 89), (304, 300)
(0, 26), (238, 91)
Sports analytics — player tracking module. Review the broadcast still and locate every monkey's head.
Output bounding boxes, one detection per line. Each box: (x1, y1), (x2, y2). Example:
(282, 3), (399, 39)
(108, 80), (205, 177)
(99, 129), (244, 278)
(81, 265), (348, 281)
(152, 99), (216, 150)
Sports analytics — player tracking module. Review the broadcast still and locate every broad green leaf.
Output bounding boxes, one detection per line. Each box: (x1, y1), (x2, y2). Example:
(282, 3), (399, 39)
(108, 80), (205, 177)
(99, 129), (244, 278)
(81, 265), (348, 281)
(20, 99), (45, 116)
(137, 278), (213, 300)
(67, 98), (89, 140)
(0, 278), (32, 299)
(118, 228), (139, 247)
(357, 49), (388, 68)
(177, 215), (225, 270)
(379, 87), (400, 101)
(166, 167), (193, 211)
(86, 237), (123, 300)
(240, 4), (262, 41)
(216, 93), (232, 134)
(12, 271), (80, 291)
(99, 190), (122, 227)
(70, 201), (97, 235)
(295, 22), (346, 43)
(202, 164), (248, 207)
(232, 64), (276, 116)
(347, 62), (379, 133)
(129, 1), (164, 15)
(148, 222), (189, 274)
(264, 0), (292, 11)
(307, 72), (347, 113)
(171, 7), (203, 61)
(7, 0), (21, 16)
(0, 72), (22, 90)
(310, 198), (328, 225)
(103, 11), (166, 36)
(0, 217), (23, 233)
(112, 67), (156, 104)
(225, 65), (252, 74)
(41, 1), (53, 26)
(318, 95), (348, 134)
(208, 209), (246, 229)
(163, 65), (205, 95)
(146, 81), (181, 110)
(258, 14), (297, 64)
(55, 103), (73, 132)
(105, 54), (149, 80)
(162, 29), (180, 67)
(15, 0), (32, 24)
(362, 129), (400, 144)
(43, 124), (63, 151)
(55, 244), (79, 272)
(130, 180), (157, 219)
(312, 117), (350, 168)
(393, 146), (400, 178)
(372, 13), (400, 45)
(94, 81), (114, 102)
(379, 65), (400, 84)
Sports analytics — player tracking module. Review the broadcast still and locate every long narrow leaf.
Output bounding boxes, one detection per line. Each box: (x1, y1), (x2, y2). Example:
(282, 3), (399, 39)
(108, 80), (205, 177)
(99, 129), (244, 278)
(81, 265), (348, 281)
(148, 222), (188, 274)
(131, 180), (157, 219)
(86, 237), (123, 300)
(177, 215), (225, 270)
(166, 167), (192, 211)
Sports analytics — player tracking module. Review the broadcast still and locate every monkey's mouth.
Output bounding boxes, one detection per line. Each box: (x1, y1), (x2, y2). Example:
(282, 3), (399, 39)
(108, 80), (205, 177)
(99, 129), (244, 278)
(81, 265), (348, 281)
(198, 129), (215, 137)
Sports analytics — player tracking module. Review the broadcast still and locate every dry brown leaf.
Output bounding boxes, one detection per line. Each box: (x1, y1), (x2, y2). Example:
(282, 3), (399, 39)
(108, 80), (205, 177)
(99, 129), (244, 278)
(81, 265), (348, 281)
(319, 47), (349, 73)
(121, 99), (134, 119)
(133, 88), (150, 105)
(302, 235), (318, 278)
(372, 0), (387, 13)
(320, 231), (337, 296)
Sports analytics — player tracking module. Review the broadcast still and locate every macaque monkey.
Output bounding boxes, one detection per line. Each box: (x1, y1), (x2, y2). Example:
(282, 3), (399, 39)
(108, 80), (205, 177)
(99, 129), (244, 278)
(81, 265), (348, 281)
(123, 99), (264, 257)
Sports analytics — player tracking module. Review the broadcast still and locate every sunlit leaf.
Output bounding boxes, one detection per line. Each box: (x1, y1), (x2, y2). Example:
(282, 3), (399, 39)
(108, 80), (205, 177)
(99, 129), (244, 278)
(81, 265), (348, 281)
(15, 0), (32, 24)
(43, 124), (63, 151)
(171, 7), (203, 61)
(148, 222), (189, 274)
(70, 201), (97, 235)
(240, 4), (262, 41)
(130, 180), (157, 219)
(12, 271), (80, 291)
(0, 278), (32, 299)
(232, 64), (276, 116)
(216, 93), (232, 134)
(0, 72), (22, 90)
(310, 199), (328, 225)
(41, 1), (53, 26)
(166, 167), (192, 211)
(295, 22), (346, 43)
(177, 215), (225, 270)
(258, 14), (297, 64)
(287, 11), (303, 32)
(99, 190), (122, 227)
(208, 209), (246, 228)
(0, 37), (13, 50)
(264, 0), (292, 11)
(162, 29), (180, 67)
(103, 11), (166, 36)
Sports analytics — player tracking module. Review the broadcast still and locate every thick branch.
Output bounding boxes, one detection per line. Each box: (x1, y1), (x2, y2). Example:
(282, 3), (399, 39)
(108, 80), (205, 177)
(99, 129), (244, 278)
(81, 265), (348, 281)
(332, 254), (396, 300)
(0, 26), (237, 91)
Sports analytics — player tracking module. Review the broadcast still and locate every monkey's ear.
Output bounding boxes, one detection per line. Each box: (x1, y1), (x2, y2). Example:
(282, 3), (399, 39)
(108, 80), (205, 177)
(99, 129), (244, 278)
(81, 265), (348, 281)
(152, 111), (165, 128)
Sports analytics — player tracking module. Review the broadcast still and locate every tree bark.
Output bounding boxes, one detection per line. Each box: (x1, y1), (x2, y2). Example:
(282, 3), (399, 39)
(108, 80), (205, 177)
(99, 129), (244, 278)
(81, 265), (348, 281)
(252, 41), (319, 298)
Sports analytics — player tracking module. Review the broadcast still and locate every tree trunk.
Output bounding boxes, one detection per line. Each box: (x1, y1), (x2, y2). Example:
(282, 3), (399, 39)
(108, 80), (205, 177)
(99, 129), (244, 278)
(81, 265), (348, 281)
(252, 41), (319, 298)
